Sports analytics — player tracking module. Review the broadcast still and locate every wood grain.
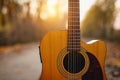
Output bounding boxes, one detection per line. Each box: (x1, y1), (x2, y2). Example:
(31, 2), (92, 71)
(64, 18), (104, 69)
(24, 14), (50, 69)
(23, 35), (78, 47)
(40, 30), (107, 80)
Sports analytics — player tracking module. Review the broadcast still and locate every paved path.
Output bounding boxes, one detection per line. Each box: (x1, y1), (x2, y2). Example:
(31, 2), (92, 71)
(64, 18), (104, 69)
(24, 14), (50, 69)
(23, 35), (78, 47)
(0, 43), (42, 80)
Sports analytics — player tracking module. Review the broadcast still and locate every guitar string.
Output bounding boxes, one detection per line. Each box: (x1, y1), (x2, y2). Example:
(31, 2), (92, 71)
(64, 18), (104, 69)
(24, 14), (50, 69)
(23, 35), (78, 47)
(68, 0), (80, 79)
(77, 0), (80, 79)
(68, 1), (70, 79)
(74, 0), (79, 79)
(68, 2), (69, 78)
(72, 0), (74, 79)
(73, 1), (75, 79)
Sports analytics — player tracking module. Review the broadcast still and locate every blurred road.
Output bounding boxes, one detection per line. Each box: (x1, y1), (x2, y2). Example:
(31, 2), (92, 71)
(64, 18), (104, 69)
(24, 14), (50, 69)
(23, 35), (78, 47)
(0, 43), (42, 80)
(0, 41), (120, 80)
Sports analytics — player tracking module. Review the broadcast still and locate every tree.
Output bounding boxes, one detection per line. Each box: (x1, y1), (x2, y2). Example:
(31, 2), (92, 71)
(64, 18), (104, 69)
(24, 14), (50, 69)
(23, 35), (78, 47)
(81, 0), (116, 39)
(0, 0), (6, 26)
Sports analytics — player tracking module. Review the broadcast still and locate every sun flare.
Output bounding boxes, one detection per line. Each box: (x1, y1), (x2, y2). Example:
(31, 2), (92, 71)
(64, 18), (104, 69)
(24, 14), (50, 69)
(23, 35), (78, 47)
(19, 0), (95, 21)
(30, 0), (38, 16)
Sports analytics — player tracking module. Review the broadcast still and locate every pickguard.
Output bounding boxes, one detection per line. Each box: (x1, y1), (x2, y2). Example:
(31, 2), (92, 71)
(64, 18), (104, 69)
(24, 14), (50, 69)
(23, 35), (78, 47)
(82, 52), (103, 80)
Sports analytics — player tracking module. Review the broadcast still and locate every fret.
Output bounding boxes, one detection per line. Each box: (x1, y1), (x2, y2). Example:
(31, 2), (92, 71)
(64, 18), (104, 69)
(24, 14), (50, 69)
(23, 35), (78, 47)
(68, 19), (80, 21)
(68, 15), (80, 16)
(68, 14), (80, 16)
(68, 17), (79, 19)
(68, 5), (79, 9)
(68, 18), (80, 20)
(68, 47), (80, 49)
(69, 3), (79, 5)
(68, 39), (80, 41)
(68, 35), (80, 37)
(68, 20), (80, 22)
(69, 29), (80, 31)
(68, 22), (80, 24)
(68, 44), (80, 45)
(68, 39), (80, 40)
(69, 15), (79, 17)
(68, 37), (80, 39)
(68, 19), (79, 21)
(68, 38), (80, 39)
(68, 9), (79, 11)
(68, 21), (80, 22)
(68, 36), (80, 37)
(68, 7), (79, 10)
(68, 18), (79, 20)
(68, 28), (80, 29)
(68, 9), (79, 12)
(69, 2), (79, 4)
(69, 11), (79, 14)
(68, 45), (80, 47)
(68, 30), (80, 32)
(68, 0), (80, 51)
(68, 13), (79, 15)
(68, 46), (80, 48)
(69, 0), (79, 2)
(68, 32), (80, 34)
(68, 28), (80, 30)
(68, 38), (80, 40)
(68, 23), (80, 25)
(68, 42), (80, 44)
(69, 24), (80, 26)
(68, 42), (80, 45)
(68, 29), (80, 30)
(67, 48), (80, 50)
(68, 33), (80, 35)
(68, 31), (80, 33)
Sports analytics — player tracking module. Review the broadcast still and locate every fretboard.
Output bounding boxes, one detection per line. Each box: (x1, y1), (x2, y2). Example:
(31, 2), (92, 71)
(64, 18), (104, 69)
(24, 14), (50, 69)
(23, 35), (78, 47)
(67, 0), (80, 51)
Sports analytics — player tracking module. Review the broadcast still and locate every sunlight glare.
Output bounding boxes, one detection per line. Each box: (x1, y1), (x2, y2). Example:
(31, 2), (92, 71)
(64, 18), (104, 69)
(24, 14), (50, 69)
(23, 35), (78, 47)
(47, 0), (57, 6)
(30, 0), (38, 16)
(47, 7), (56, 17)
(47, 0), (57, 17)
(40, 11), (48, 20)
(116, 0), (120, 8)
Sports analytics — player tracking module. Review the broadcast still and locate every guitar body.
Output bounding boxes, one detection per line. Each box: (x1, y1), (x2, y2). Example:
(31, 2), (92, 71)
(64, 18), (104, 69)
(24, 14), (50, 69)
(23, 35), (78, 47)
(40, 30), (107, 80)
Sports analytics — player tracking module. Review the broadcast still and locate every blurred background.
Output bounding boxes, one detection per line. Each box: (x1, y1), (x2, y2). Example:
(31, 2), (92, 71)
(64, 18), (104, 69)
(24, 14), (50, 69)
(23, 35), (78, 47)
(0, 0), (120, 80)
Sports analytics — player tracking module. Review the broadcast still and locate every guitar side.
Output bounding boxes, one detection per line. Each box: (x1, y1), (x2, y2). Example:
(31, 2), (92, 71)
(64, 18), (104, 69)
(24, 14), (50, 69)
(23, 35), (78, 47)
(39, 30), (107, 80)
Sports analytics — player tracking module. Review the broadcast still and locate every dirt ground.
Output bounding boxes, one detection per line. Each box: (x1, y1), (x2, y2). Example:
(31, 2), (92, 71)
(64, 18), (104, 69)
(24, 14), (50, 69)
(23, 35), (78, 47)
(0, 40), (120, 80)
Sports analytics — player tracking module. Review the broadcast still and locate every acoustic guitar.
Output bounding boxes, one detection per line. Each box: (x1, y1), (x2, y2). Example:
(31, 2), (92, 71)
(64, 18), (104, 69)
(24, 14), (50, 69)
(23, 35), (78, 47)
(39, 0), (107, 80)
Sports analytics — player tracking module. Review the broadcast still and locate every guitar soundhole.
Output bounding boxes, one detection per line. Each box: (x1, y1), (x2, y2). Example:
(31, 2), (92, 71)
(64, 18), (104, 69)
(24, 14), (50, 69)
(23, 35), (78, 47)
(63, 51), (85, 73)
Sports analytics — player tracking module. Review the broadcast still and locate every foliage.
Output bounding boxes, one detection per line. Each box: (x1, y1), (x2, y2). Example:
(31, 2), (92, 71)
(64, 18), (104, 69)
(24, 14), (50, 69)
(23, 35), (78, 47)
(81, 0), (116, 40)
(0, 0), (66, 45)
(0, 0), (42, 45)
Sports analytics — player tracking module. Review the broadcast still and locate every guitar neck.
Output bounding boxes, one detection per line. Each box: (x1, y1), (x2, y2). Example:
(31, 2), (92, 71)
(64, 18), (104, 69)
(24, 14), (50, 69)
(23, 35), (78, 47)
(67, 0), (80, 51)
